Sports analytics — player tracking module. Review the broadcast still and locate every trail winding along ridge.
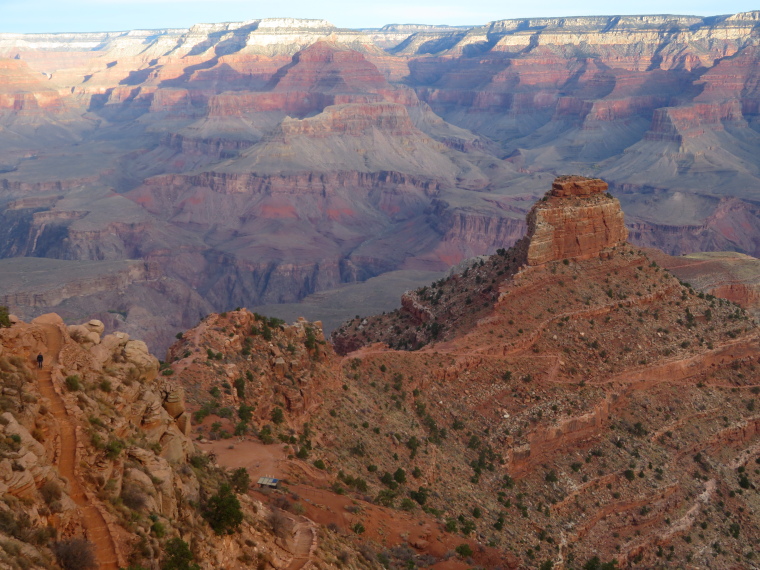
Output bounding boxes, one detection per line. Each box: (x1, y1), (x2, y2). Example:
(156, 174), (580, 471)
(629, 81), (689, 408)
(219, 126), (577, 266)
(36, 323), (120, 570)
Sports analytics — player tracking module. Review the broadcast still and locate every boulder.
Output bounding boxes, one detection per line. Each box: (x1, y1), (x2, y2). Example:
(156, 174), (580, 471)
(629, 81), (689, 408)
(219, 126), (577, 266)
(84, 319), (105, 336)
(161, 384), (186, 419)
(127, 448), (179, 518)
(124, 340), (158, 381)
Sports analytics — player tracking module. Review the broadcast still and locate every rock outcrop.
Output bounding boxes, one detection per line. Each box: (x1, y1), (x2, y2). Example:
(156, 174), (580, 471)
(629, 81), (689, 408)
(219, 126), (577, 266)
(525, 176), (628, 266)
(0, 313), (369, 569)
(166, 309), (335, 429)
(332, 175), (631, 351)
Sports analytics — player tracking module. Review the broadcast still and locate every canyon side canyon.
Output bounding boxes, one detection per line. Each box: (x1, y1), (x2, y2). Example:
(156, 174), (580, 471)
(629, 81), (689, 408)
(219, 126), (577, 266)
(0, 13), (759, 351)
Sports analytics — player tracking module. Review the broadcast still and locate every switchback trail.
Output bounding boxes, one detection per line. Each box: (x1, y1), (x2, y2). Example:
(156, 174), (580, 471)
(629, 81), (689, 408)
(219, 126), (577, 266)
(36, 323), (120, 570)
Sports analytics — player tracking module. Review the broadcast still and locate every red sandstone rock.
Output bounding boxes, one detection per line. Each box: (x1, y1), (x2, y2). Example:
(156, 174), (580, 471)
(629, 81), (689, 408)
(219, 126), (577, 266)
(550, 175), (608, 197)
(525, 176), (627, 265)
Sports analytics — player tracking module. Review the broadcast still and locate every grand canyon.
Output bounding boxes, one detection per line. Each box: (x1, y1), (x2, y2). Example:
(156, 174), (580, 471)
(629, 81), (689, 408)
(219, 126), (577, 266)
(0, 13), (759, 350)
(0, 10), (759, 570)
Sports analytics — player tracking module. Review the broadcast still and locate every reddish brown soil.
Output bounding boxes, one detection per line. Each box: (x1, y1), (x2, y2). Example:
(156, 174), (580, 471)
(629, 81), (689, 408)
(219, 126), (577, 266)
(207, 434), (514, 568)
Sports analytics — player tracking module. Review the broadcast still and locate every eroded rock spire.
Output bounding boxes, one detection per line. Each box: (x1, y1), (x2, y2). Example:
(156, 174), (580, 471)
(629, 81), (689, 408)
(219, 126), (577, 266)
(525, 176), (628, 266)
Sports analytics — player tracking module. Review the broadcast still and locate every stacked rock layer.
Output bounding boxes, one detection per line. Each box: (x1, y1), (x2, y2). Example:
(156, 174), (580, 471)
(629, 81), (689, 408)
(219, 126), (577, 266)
(526, 176), (628, 266)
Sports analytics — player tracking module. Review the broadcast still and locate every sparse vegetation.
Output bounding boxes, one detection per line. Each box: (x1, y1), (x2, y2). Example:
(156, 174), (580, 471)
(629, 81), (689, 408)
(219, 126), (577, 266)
(202, 484), (243, 535)
(53, 539), (97, 570)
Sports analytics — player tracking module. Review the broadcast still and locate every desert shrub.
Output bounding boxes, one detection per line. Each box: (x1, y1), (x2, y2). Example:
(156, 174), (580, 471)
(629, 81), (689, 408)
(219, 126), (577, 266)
(409, 486), (429, 505)
(230, 467), (250, 493)
(258, 425), (274, 444)
(268, 508), (289, 539)
(455, 543), (473, 558)
(151, 521), (166, 537)
(65, 375), (81, 392)
(271, 407), (284, 425)
(375, 489), (397, 507)
(305, 328), (317, 350)
(40, 480), (62, 504)
(233, 377), (245, 399)
(400, 498), (416, 511)
(406, 436), (420, 457)
(53, 538), (97, 570)
(104, 439), (125, 460)
(584, 556), (619, 570)
(189, 453), (210, 469)
(313, 459), (325, 470)
(0, 510), (26, 539)
(202, 484), (243, 535)
(631, 422), (647, 436)
(30, 524), (57, 545)
(121, 484), (147, 510)
(162, 537), (199, 570)
(0, 307), (10, 328)
(238, 404), (254, 423)
(380, 472), (397, 489)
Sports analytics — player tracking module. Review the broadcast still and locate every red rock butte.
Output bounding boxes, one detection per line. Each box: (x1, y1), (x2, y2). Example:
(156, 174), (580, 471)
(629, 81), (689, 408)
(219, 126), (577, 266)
(525, 176), (628, 266)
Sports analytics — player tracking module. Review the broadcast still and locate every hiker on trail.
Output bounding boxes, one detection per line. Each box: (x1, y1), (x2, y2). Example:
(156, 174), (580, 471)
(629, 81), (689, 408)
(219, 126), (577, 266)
(36, 353), (43, 369)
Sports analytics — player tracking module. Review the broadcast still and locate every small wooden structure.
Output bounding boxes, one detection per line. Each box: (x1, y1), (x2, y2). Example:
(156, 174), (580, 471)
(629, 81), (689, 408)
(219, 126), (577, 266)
(257, 476), (279, 489)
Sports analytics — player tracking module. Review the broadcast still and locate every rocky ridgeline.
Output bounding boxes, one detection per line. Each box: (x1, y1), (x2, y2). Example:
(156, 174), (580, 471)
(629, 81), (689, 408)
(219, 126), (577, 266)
(332, 175), (630, 352)
(165, 309), (336, 434)
(313, 179), (760, 569)
(0, 312), (363, 569)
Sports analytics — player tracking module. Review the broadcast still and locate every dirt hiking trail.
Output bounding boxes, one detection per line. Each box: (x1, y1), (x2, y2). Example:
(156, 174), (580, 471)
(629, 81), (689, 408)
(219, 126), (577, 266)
(36, 322), (120, 570)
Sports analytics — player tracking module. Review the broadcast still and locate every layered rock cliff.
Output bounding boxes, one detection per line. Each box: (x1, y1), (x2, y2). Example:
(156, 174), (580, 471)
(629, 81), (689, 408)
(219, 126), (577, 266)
(525, 176), (628, 265)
